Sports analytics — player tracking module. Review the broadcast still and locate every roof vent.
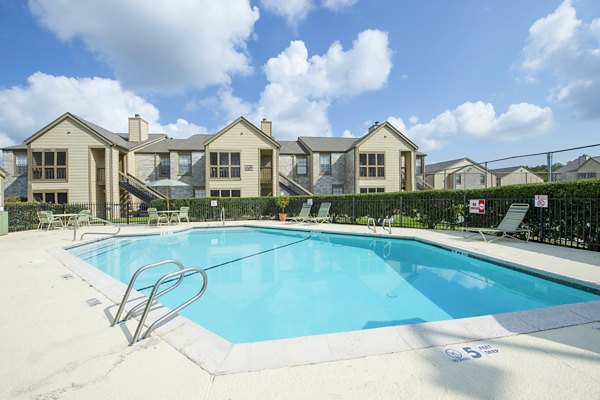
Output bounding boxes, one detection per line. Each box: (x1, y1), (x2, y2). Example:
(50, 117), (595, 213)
(368, 121), (380, 133)
(134, 114), (140, 118)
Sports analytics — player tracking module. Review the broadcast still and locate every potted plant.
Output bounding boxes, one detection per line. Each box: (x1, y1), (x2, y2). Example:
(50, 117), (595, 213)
(275, 195), (289, 221)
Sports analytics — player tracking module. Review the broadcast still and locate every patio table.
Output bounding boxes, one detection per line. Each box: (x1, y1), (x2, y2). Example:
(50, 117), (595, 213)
(51, 213), (78, 228)
(158, 210), (180, 225)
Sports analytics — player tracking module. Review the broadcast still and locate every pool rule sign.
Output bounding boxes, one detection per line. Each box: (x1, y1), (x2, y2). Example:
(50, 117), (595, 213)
(535, 194), (548, 208)
(469, 199), (486, 214)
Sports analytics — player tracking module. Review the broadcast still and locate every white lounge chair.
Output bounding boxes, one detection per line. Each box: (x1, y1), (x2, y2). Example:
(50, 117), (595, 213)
(463, 203), (531, 242)
(307, 202), (332, 224)
(287, 203), (312, 223)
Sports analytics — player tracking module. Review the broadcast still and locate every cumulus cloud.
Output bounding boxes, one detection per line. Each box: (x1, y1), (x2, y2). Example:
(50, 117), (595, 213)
(520, 0), (600, 118)
(322, 0), (358, 11)
(261, 0), (313, 27)
(261, 0), (357, 26)
(28, 0), (259, 93)
(219, 30), (392, 139)
(0, 73), (206, 148)
(387, 101), (554, 151)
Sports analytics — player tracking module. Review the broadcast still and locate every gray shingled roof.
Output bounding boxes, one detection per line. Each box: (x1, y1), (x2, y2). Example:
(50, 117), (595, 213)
(298, 136), (357, 152)
(279, 140), (308, 154)
(424, 158), (466, 173)
(136, 134), (213, 153)
(1, 143), (27, 151)
(554, 155), (600, 173)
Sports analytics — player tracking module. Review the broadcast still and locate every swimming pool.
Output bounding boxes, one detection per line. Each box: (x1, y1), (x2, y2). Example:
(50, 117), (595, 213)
(68, 227), (599, 343)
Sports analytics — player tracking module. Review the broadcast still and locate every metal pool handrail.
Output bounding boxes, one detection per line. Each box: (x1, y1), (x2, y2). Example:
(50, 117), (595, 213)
(367, 217), (376, 233)
(131, 266), (208, 345)
(112, 260), (185, 326)
(382, 218), (393, 234)
(220, 206), (225, 225)
(77, 216), (121, 241)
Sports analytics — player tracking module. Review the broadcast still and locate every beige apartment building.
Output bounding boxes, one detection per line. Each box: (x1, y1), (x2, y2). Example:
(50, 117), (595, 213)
(424, 157), (497, 190)
(491, 166), (544, 186)
(2, 113), (424, 205)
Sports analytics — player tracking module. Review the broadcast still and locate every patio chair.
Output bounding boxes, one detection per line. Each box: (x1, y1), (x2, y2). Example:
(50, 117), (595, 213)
(147, 207), (168, 226)
(307, 202), (332, 224)
(67, 210), (92, 228)
(37, 211), (64, 231)
(462, 203), (531, 242)
(177, 207), (190, 223)
(287, 203), (312, 223)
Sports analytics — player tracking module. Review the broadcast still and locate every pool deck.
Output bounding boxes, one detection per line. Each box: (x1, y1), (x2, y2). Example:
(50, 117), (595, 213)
(1, 221), (600, 399)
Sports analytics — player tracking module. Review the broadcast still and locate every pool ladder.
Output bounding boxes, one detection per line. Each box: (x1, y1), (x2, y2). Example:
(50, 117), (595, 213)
(367, 217), (393, 234)
(112, 260), (208, 345)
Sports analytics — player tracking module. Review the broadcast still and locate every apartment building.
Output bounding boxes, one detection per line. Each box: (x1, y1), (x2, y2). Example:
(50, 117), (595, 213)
(424, 157), (497, 190)
(1, 113), (424, 204)
(491, 166), (544, 186)
(553, 155), (600, 181)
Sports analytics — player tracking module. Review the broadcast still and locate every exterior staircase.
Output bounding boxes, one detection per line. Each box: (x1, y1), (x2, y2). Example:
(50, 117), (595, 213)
(119, 172), (166, 204)
(278, 173), (313, 196)
(416, 176), (435, 191)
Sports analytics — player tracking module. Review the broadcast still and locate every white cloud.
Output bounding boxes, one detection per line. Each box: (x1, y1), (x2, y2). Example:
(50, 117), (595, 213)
(388, 101), (553, 151)
(261, 0), (313, 27)
(218, 30), (392, 139)
(261, 0), (358, 26)
(28, 0), (259, 93)
(322, 0), (358, 11)
(341, 129), (355, 138)
(0, 73), (207, 147)
(520, 0), (600, 118)
(408, 115), (419, 124)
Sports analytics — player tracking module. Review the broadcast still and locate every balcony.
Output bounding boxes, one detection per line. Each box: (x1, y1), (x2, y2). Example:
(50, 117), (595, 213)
(96, 167), (105, 184)
(260, 167), (272, 181)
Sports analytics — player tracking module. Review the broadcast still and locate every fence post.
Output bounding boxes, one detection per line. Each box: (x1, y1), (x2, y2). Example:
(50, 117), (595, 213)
(352, 197), (356, 224)
(399, 197), (403, 228)
(547, 152), (553, 182)
(126, 198), (130, 225)
(484, 162), (488, 188)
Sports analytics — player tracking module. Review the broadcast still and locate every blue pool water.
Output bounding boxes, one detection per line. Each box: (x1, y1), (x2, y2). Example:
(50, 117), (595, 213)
(69, 227), (599, 343)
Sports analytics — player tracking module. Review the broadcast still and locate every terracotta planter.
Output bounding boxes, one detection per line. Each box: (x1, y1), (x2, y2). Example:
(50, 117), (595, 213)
(278, 213), (287, 222)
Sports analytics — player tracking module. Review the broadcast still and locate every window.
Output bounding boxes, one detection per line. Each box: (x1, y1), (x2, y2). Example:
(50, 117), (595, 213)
(455, 174), (462, 185)
(14, 152), (27, 175)
(480, 174), (486, 185)
(159, 155), (170, 176)
(359, 153), (385, 178)
(416, 157), (423, 174)
(360, 187), (384, 193)
(193, 187), (206, 198)
(179, 153), (192, 175)
(32, 150), (67, 181)
(320, 153), (331, 175)
(33, 191), (68, 204)
(209, 189), (241, 197)
(210, 152), (241, 178)
(296, 156), (307, 175)
(332, 185), (344, 195)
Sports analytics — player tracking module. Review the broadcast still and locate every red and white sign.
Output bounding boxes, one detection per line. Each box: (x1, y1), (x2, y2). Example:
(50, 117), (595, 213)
(469, 199), (486, 214)
(535, 195), (548, 208)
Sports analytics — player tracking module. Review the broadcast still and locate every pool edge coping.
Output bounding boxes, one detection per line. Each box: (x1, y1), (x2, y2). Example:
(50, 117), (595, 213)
(49, 223), (600, 375)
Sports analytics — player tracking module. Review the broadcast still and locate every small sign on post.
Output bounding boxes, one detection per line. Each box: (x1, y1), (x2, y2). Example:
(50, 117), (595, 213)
(210, 200), (218, 207)
(534, 195), (548, 208)
(307, 198), (313, 205)
(469, 199), (486, 214)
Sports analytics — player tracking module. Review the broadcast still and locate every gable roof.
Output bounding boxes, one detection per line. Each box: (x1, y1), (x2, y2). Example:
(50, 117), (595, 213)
(136, 134), (213, 153)
(1, 143), (27, 151)
(424, 158), (468, 173)
(353, 121), (419, 150)
(491, 166), (542, 178)
(554, 155), (600, 173)
(297, 137), (357, 152)
(204, 116), (280, 148)
(279, 140), (309, 155)
(23, 112), (166, 151)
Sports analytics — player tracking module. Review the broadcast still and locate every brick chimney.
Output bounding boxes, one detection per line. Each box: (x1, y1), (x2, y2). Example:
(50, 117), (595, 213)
(128, 114), (148, 142)
(368, 121), (380, 133)
(260, 118), (272, 137)
(578, 154), (590, 167)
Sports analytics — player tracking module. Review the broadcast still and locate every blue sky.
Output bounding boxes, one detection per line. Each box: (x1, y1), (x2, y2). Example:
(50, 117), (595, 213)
(1, 0), (599, 164)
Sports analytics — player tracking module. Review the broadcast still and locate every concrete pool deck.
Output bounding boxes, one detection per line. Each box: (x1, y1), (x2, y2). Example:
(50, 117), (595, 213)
(1, 222), (599, 399)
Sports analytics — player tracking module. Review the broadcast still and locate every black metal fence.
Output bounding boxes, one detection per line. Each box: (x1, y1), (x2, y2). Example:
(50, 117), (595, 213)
(5, 195), (599, 252)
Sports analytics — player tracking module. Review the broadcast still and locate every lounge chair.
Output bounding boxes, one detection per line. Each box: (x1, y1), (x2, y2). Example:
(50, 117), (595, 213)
(307, 202), (332, 224)
(287, 203), (312, 223)
(462, 203), (531, 242)
(147, 207), (168, 226)
(37, 211), (64, 231)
